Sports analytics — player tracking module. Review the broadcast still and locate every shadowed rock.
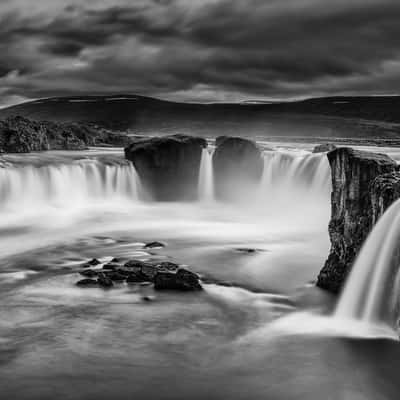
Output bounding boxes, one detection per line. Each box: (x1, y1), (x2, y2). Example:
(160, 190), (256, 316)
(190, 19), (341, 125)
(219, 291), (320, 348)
(317, 147), (398, 293)
(79, 269), (98, 278)
(371, 172), (400, 224)
(97, 272), (113, 288)
(313, 143), (337, 153)
(125, 134), (207, 201)
(213, 136), (263, 200)
(76, 278), (98, 287)
(154, 268), (202, 291)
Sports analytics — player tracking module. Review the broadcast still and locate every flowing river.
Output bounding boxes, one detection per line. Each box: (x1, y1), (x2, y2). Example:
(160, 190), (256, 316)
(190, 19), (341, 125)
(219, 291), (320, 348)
(1, 143), (400, 399)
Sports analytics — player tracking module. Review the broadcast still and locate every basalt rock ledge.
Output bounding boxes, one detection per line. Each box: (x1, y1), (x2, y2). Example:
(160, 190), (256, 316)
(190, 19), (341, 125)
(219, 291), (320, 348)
(317, 147), (400, 293)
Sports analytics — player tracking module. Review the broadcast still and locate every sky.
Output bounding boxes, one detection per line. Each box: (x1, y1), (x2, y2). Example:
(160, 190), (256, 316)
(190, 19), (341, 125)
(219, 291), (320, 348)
(1, 0), (400, 107)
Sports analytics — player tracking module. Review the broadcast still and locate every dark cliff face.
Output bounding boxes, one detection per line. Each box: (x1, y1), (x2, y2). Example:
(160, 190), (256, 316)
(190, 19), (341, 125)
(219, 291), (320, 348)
(125, 134), (207, 201)
(370, 172), (400, 225)
(212, 136), (263, 201)
(317, 147), (398, 293)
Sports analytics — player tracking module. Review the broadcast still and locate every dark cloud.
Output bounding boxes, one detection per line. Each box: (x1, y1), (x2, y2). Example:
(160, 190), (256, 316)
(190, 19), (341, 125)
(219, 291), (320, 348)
(1, 0), (400, 106)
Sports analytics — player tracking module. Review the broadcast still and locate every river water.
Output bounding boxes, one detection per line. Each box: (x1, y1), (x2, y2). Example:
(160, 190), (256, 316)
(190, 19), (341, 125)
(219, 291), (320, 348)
(1, 144), (400, 400)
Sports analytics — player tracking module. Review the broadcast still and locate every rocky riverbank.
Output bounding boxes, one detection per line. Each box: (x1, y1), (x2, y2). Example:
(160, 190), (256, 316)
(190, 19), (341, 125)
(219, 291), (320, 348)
(0, 116), (132, 153)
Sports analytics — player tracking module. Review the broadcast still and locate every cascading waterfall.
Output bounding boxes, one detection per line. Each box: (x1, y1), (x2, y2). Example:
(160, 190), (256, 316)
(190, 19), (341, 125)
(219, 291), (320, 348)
(198, 147), (215, 201)
(260, 150), (331, 196)
(0, 160), (140, 211)
(335, 199), (400, 328)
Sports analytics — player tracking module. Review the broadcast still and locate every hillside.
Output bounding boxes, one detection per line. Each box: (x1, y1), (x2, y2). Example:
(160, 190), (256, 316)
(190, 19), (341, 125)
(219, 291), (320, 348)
(1, 94), (400, 139)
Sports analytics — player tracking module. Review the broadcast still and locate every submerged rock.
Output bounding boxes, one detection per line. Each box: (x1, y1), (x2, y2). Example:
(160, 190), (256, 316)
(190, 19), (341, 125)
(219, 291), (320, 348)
(317, 147), (398, 293)
(154, 268), (202, 291)
(109, 272), (127, 282)
(79, 269), (98, 278)
(125, 134), (207, 201)
(97, 272), (113, 288)
(213, 136), (263, 200)
(76, 278), (98, 287)
(144, 241), (166, 249)
(312, 143), (337, 153)
(87, 258), (101, 266)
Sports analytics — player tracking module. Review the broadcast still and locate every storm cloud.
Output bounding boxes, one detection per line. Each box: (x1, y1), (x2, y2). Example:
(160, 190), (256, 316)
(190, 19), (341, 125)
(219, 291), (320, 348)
(1, 0), (400, 107)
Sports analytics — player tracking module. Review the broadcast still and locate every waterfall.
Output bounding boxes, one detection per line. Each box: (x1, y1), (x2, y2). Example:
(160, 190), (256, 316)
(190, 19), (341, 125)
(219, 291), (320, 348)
(335, 199), (400, 328)
(260, 150), (330, 196)
(0, 160), (140, 211)
(198, 147), (215, 202)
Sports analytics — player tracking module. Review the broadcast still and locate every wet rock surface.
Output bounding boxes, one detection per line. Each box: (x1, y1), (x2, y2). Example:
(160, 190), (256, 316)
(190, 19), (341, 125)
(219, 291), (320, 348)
(317, 147), (399, 293)
(213, 136), (263, 200)
(125, 134), (207, 201)
(75, 257), (202, 292)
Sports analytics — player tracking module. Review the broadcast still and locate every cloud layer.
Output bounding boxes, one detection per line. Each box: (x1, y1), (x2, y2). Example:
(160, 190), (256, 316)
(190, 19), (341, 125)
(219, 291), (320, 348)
(1, 0), (400, 106)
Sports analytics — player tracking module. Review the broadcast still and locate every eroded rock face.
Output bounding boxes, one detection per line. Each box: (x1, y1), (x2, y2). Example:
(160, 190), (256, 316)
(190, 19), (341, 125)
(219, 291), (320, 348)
(212, 136), (263, 200)
(125, 134), (207, 201)
(317, 147), (398, 293)
(370, 172), (400, 225)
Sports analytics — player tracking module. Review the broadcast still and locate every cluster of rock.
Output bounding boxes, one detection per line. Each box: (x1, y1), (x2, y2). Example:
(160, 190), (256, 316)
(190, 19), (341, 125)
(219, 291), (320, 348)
(0, 116), (132, 153)
(76, 258), (202, 292)
(317, 147), (400, 293)
(125, 134), (264, 201)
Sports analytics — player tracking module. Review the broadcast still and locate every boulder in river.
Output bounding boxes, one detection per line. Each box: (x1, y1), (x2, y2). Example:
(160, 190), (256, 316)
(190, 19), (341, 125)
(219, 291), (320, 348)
(317, 147), (399, 293)
(76, 278), (98, 287)
(213, 136), (263, 200)
(154, 268), (202, 291)
(79, 269), (98, 278)
(97, 272), (114, 288)
(125, 134), (207, 201)
(144, 241), (166, 249)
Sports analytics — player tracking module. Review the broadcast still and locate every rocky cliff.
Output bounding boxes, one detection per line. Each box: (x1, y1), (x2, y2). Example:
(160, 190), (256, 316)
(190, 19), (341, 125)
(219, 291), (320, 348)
(213, 136), (263, 200)
(317, 147), (399, 293)
(125, 134), (207, 201)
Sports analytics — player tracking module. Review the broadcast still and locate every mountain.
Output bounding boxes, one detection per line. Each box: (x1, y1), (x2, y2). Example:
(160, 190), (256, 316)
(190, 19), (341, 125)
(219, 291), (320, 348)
(1, 94), (400, 139)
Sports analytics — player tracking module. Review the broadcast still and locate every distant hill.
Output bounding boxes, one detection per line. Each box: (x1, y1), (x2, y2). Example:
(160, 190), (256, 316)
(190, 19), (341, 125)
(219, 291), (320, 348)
(1, 94), (400, 139)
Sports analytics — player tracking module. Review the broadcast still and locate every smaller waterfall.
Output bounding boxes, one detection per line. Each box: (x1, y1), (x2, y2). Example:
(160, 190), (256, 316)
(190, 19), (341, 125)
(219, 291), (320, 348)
(259, 150), (331, 196)
(0, 160), (140, 212)
(198, 147), (215, 202)
(335, 199), (400, 327)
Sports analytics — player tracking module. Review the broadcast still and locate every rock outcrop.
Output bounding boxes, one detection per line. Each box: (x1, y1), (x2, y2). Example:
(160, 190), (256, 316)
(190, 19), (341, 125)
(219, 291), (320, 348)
(125, 134), (207, 201)
(317, 147), (399, 293)
(313, 143), (337, 153)
(0, 116), (133, 153)
(212, 136), (263, 200)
